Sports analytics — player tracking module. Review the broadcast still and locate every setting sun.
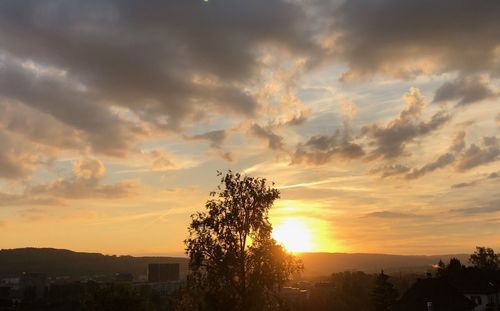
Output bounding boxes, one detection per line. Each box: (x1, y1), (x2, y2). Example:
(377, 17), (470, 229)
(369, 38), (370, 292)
(272, 218), (313, 252)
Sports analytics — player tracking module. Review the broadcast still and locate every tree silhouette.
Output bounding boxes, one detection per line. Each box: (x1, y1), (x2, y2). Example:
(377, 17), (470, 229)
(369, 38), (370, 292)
(434, 257), (464, 278)
(436, 259), (446, 278)
(469, 246), (500, 271)
(184, 171), (302, 311)
(371, 270), (398, 311)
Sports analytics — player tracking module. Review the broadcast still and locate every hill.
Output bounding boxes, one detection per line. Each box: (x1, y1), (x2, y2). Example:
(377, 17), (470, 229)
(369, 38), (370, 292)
(0, 248), (188, 278)
(0, 248), (470, 278)
(298, 252), (470, 277)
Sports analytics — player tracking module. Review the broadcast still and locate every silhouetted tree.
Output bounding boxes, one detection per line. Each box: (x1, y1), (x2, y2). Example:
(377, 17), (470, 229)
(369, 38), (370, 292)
(184, 171), (302, 311)
(371, 270), (398, 311)
(434, 257), (467, 279)
(435, 259), (446, 278)
(327, 271), (374, 311)
(469, 246), (500, 271)
(449, 257), (465, 274)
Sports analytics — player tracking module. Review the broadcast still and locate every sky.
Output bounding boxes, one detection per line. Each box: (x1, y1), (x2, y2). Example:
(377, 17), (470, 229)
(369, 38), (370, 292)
(1, 0), (499, 256)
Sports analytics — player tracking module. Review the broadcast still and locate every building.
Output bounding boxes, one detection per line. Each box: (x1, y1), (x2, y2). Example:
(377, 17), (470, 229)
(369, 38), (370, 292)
(147, 263), (180, 283)
(392, 278), (476, 311)
(446, 272), (500, 311)
(19, 273), (47, 300)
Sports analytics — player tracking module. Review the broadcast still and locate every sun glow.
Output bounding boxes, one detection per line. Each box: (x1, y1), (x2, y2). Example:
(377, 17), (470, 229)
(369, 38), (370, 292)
(272, 218), (313, 252)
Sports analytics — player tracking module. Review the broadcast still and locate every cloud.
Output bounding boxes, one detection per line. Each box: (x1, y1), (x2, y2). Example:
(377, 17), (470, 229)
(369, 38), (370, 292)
(451, 181), (479, 189)
(362, 87), (450, 159)
(331, 0), (500, 79)
(147, 150), (176, 171)
(0, 101), (85, 150)
(369, 164), (410, 178)
(455, 136), (500, 171)
(407, 153), (456, 180)
(0, 131), (46, 180)
(282, 110), (310, 127)
(187, 129), (233, 161)
(0, 0), (319, 133)
(0, 192), (62, 207)
(290, 97), (365, 165)
(365, 211), (426, 219)
(450, 171), (500, 189)
(405, 131), (465, 179)
(250, 124), (285, 151)
(291, 132), (364, 165)
(433, 76), (496, 106)
(188, 130), (228, 150)
(450, 200), (500, 215)
(0, 57), (143, 157)
(488, 171), (500, 179)
(28, 159), (135, 199)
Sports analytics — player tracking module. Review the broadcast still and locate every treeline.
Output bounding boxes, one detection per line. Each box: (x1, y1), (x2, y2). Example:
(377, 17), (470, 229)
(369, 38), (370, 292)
(304, 270), (415, 311)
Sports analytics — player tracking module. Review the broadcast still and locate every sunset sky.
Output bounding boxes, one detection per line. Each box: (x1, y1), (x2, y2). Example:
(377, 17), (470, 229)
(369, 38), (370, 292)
(1, 0), (499, 256)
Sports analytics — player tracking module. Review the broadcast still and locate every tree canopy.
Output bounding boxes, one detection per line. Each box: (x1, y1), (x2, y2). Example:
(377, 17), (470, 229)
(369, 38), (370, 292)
(371, 270), (398, 311)
(469, 246), (500, 271)
(183, 171), (302, 311)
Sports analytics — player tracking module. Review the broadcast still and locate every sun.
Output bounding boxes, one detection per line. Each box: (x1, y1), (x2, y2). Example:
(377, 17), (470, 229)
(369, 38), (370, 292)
(272, 218), (313, 253)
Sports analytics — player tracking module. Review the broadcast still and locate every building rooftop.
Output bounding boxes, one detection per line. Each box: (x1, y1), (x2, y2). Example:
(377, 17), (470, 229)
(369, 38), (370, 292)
(392, 278), (476, 311)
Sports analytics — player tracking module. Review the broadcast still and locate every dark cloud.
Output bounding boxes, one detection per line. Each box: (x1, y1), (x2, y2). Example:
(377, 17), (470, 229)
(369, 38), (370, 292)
(455, 136), (499, 171)
(187, 129), (233, 161)
(0, 0), (318, 136)
(332, 0), (500, 79)
(0, 0), (325, 174)
(451, 181), (479, 189)
(290, 96), (365, 165)
(147, 150), (176, 171)
(369, 164), (410, 178)
(405, 131), (465, 179)
(450, 200), (500, 215)
(291, 131), (364, 165)
(433, 76), (496, 106)
(365, 211), (426, 219)
(406, 153), (456, 180)
(362, 88), (450, 159)
(0, 102), (85, 150)
(450, 171), (500, 189)
(448, 131), (467, 154)
(250, 124), (285, 151)
(0, 57), (140, 157)
(488, 172), (500, 179)
(189, 130), (228, 149)
(282, 110), (310, 127)
(28, 159), (135, 199)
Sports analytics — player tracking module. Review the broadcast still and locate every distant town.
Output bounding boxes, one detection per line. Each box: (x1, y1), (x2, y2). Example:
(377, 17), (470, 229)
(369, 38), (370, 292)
(1, 247), (499, 310)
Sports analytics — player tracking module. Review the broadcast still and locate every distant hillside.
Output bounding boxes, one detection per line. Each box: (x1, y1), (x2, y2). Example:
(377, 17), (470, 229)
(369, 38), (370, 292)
(0, 248), (470, 278)
(0, 248), (188, 278)
(298, 252), (470, 277)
